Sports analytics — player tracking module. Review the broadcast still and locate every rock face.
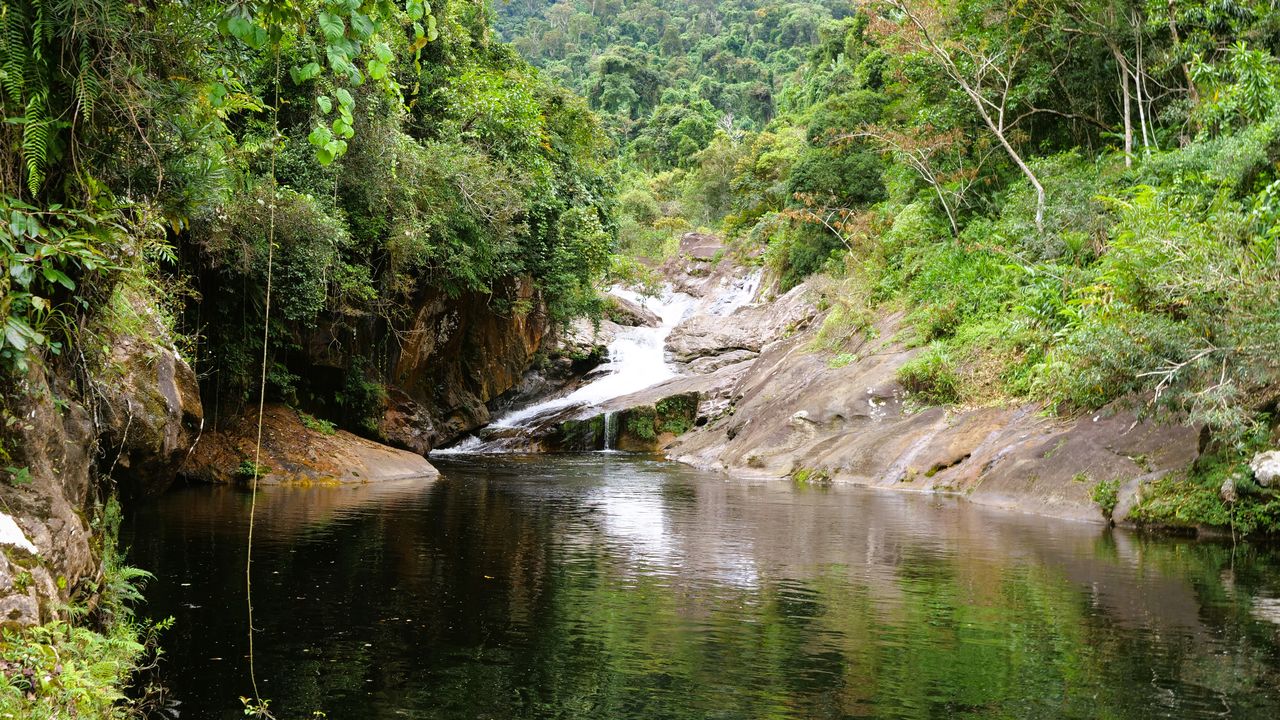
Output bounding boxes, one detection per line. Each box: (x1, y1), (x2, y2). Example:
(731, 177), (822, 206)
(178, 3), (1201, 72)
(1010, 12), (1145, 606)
(487, 318), (615, 420)
(386, 278), (549, 449)
(605, 295), (661, 328)
(666, 307), (1201, 523)
(0, 369), (98, 627)
(665, 282), (817, 372)
(94, 303), (204, 497)
(183, 404), (438, 485)
(0, 292), (209, 626)
(535, 391), (702, 453)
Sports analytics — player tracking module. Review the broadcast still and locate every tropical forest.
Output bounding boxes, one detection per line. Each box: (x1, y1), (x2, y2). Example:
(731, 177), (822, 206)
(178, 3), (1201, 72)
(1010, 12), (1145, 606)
(2, 0), (1280, 717)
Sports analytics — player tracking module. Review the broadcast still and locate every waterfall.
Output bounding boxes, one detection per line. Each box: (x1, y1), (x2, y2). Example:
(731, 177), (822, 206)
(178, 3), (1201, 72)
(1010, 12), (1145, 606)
(603, 411), (617, 451)
(434, 269), (759, 455)
(485, 287), (696, 429)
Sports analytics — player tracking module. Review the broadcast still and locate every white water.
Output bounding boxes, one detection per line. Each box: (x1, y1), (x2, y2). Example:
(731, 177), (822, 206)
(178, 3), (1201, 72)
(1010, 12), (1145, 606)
(491, 287), (697, 428)
(435, 271), (762, 454)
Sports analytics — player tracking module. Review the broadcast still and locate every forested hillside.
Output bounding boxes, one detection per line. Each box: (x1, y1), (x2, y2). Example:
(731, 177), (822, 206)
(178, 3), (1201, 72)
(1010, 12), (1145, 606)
(505, 0), (1280, 531)
(0, 0), (615, 712)
(1, 0), (616, 428)
(5, 0), (1280, 713)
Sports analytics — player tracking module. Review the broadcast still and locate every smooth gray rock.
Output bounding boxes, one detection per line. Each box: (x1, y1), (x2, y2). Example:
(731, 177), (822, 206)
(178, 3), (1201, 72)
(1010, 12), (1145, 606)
(1251, 450), (1280, 488)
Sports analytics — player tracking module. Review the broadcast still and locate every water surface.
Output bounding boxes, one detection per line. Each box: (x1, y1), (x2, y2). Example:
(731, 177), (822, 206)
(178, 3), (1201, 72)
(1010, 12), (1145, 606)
(123, 455), (1280, 719)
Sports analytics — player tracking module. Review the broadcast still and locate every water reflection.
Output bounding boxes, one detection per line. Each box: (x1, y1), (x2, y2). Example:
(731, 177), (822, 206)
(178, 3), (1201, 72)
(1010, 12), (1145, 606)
(122, 455), (1280, 719)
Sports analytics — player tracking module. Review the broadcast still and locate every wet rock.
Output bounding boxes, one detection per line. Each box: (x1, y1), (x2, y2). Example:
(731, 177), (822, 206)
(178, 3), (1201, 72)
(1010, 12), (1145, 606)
(378, 388), (436, 456)
(544, 415), (607, 452)
(183, 404), (438, 485)
(615, 393), (700, 452)
(1250, 450), (1280, 488)
(94, 306), (204, 497)
(388, 277), (549, 447)
(605, 295), (661, 328)
(486, 318), (616, 421)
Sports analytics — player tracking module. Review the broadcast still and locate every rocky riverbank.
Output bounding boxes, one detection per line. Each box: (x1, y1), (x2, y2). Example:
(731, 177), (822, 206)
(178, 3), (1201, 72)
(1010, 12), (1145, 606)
(482, 232), (1232, 529)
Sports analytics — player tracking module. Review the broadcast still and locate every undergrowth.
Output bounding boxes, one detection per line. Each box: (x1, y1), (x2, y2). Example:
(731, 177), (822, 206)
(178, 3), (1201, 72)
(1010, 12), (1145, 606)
(0, 498), (169, 718)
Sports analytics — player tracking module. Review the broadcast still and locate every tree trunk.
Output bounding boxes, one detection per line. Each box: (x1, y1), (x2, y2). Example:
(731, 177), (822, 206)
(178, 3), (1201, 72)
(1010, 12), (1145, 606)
(1112, 44), (1133, 167)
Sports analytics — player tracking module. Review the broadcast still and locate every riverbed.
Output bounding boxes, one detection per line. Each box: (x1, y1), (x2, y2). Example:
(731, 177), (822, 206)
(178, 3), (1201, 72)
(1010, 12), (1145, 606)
(123, 455), (1280, 718)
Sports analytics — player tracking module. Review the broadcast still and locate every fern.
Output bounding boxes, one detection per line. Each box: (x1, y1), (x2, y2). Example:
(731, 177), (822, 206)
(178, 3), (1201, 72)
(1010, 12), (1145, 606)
(0, 2), (27, 104)
(22, 92), (49, 196)
(75, 42), (97, 122)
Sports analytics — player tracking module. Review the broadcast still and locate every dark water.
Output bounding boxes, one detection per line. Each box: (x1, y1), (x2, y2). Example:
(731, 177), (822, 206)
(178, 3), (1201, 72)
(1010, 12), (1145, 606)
(122, 455), (1280, 719)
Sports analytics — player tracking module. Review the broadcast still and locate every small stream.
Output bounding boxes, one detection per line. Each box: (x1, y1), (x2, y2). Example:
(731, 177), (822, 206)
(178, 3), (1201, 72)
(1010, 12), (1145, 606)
(123, 455), (1280, 719)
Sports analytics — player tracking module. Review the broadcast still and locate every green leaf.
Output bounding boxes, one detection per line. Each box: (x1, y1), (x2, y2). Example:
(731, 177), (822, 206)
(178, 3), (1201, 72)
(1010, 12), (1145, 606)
(332, 117), (354, 139)
(290, 62), (322, 84)
(10, 263), (33, 289)
(247, 26), (269, 50)
(4, 320), (30, 351)
(374, 42), (394, 64)
(349, 13), (375, 40)
(41, 266), (74, 290)
(317, 95), (332, 114)
(336, 88), (354, 108)
(308, 125), (333, 147)
(318, 12), (345, 43)
(368, 60), (387, 81)
(226, 16), (253, 41)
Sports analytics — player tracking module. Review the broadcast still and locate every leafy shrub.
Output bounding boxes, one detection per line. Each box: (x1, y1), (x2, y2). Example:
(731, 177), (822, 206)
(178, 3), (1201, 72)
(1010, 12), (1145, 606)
(1091, 479), (1121, 520)
(298, 411), (337, 436)
(897, 342), (961, 405)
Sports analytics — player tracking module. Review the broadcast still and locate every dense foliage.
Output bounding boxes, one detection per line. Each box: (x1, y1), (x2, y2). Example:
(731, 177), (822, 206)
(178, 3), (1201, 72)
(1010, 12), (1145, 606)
(1, 0), (616, 431)
(505, 0), (1280, 531)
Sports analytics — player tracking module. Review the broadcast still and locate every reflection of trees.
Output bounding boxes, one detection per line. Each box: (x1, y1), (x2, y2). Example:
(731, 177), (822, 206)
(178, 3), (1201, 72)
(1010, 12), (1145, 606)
(125, 459), (1280, 718)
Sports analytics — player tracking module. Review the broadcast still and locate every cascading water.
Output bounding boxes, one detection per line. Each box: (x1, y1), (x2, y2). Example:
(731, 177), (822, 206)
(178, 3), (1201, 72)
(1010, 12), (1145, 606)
(483, 288), (697, 429)
(603, 411), (617, 451)
(436, 271), (761, 454)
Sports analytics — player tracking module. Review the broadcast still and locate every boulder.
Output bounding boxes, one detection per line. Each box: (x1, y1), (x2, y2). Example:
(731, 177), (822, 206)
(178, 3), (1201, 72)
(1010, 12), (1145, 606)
(605, 294), (661, 328)
(665, 282), (818, 368)
(1251, 450), (1280, 488)
(378, 388), (436, 456)
(95, 323), (204, 498)
(183, 404), (438, 485)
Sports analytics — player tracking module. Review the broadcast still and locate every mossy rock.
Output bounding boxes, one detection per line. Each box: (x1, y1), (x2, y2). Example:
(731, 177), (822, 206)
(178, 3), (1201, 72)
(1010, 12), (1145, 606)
(547, 415), (606, 452)
(655, 393), (699, 435)
(616, 392), (700, 452)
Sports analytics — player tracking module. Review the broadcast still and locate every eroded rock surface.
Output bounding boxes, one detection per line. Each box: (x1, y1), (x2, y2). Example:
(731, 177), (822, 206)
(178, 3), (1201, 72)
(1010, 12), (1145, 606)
(665, 282), (817, 371)
(0, 369), (98, 627)
(606, 295), (661, 328)
(667, 308), (1200, 524)
(94, 296), (204, 497)
(388, 279), (548, 447)
(184, 404), (438, 485)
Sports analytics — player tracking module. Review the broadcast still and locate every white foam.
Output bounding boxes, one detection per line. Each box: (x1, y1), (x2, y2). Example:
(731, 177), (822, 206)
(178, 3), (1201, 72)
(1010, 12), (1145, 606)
(489, 286), (696, 428)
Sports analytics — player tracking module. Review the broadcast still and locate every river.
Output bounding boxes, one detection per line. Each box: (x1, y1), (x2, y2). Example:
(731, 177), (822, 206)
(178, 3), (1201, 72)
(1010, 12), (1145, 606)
(122, 455), (1280, 719)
